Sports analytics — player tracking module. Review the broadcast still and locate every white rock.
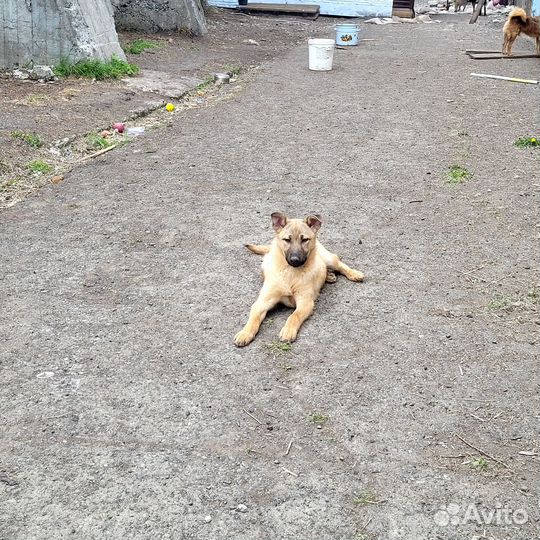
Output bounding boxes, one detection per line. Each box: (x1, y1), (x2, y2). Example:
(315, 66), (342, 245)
(29, 65), (55, 81)
(204, 515), (212, 523)
(13, 69), (30, 80)
(236, 504), (248, 513)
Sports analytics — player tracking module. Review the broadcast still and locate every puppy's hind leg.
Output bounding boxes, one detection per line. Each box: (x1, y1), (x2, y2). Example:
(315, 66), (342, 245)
(317, 242), (365, 282)
(234, 288), (280, 347)
(326, 270), (337, 283)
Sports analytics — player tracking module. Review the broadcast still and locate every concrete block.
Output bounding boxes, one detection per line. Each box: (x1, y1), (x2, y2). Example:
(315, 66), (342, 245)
(111, 0), (207, 35)
(1, 0), (126, 69)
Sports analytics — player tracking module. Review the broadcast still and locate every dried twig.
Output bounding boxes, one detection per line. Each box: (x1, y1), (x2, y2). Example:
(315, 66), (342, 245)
(78, 144), (117, 162)
(243, 408), (263, 425)
(281, 467), (298, 477)
(284, 439), (293, 457)
(456, 434), (510, 469)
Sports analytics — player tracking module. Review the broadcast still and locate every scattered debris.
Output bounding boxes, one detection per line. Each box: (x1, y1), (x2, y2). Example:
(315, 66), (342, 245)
(204, 515), (212, 523)
(366, 15), (438, 24)
(242, 408), (264, 425)
(36, 371), (54, 378)
(455, 434), (511, 469)
(518, 450), (538, 456)
(0, 472), (18, 487)
(281, 467), (299, 477)
(284, 439), (294, 456)
(113, 122), (125, 133)
(243, 39), (260, 46)
(126, 126), (145, 137)
(214, 72), (230, 85)
(51, 175), (64, 184)
(78, 144), (118, 162)
(236, 504), (248, 513)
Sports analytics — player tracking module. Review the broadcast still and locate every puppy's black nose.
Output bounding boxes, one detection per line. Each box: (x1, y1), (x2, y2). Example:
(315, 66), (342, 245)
(288, 255), (304, 267)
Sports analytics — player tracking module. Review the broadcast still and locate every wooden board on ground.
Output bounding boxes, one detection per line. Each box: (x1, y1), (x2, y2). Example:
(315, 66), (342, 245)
(466, 50), (540, 59)
(238, 3), (320, 18)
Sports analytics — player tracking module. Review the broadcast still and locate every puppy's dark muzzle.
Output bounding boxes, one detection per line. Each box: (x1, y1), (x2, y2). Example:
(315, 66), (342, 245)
(287, 255), (306, 267)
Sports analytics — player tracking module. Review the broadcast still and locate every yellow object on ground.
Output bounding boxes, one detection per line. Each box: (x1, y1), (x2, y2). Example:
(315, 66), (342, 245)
(165, 103), (175, 112)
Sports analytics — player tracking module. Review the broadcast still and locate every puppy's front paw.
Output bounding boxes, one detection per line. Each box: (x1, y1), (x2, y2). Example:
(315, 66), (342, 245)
(279, 325), (298, 343)
(234, 329), (255, 347)
(347, 269), (365, 282)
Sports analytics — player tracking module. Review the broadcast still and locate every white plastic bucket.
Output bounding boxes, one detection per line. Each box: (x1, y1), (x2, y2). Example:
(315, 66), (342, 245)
(308, 39), (335, 71)
(335, 24), (360, 46)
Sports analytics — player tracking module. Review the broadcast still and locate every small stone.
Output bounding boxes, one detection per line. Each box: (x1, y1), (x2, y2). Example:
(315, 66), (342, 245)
(204, 515), (212, 523)
(29, 65), (55, 81)
(12, 69), (30, 80)
(236, 504), (248, 513)
(51, 175), (64, 184)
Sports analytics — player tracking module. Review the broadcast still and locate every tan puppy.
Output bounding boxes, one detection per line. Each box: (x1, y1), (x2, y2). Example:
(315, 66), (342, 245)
(502, 7), (540, 56)
(234, 212), (364, 347)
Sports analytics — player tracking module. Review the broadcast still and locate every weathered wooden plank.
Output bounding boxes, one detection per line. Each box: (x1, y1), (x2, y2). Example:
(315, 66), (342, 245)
(239, 3), (320, 13)
(467, 52), (540, 59)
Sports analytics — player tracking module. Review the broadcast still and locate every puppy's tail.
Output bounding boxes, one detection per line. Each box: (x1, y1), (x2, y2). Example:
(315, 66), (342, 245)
(508, 7), (528, 24)
(245, 244), (271, 255)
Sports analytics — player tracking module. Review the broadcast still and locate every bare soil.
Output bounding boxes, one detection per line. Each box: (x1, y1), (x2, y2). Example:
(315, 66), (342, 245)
(0, 9), (539, 540)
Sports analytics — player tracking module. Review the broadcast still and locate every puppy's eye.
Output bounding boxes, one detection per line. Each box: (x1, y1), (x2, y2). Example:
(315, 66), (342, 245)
(301, 237), (309, 243)
(283, 238), (291, 243)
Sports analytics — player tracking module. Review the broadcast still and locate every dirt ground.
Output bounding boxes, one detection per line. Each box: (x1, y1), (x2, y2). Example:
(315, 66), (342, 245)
(1, 8), (539, 540)
(0, 10), (345, 207)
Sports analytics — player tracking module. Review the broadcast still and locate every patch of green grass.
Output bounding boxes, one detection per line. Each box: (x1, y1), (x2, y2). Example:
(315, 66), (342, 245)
(27, 160), (53, 174)
(86, 133), (112, 150)
(526, 286), (539, 303)
(54, 55), (139, 80)
(11, 130), (44, 148)
(265, 341), (292, 354)
(446, 165), (473, 184)
(470, 457), (489, 471)
(488, 286), (539, 312)
(309, 412), (328, 425)
(224, 63), (241, 76)
(514, 136), (539, 149)
(124, 39), (161, 55)
(353, 489), (380, 506)
(488, 297), (513, 310)
(196, 76), (215, 92)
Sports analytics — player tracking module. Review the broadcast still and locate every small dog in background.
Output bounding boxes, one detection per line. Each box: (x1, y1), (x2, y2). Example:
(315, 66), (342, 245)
(502, 7), (540, 56)
(453, 0), (476, 12)
(234, 212), (364, 347)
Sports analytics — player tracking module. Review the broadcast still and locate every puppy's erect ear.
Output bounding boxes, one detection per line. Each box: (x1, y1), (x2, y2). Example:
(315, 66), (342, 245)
(305, 215), (322, 232)
(271, 212), (288, 232)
